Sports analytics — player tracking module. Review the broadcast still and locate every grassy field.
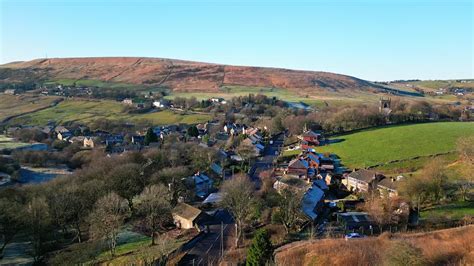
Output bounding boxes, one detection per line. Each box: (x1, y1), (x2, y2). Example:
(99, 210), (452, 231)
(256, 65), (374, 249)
(44, 79), (148, 90)
(0, 94), (59, 122)
(9, 99), (211, 126)
(411, 80), (474, 90)
(0, 134), (30, 150)
(316, 122), (474, 168)
(421, 201), (474, 220)
(372, 152), (459, 174)
(391, 80), (474, 92)
(165, 85), (385, 108)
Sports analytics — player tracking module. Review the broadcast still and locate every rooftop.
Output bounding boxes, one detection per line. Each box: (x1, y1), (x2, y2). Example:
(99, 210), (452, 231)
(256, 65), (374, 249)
(172, 203), (202, 221)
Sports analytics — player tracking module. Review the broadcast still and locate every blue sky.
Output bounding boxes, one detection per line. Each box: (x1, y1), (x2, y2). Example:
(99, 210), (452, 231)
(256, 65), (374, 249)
(0, 0), (472, 81)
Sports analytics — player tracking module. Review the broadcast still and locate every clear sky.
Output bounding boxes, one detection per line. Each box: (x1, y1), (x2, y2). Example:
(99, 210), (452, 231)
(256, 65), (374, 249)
(0, 0), (472, 81)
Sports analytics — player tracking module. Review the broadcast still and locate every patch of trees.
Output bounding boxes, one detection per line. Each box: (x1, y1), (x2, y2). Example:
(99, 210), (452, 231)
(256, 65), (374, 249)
(91, 88), (138, 100)
(0, 141), (219, 262)
(399, 136), (473, 213)
(0, 81), (39, 92)
(12, 128), (48, 143)
(0, 156), (20, 175)
(88, 118), (149, 134)
(258, 99), (467, 136)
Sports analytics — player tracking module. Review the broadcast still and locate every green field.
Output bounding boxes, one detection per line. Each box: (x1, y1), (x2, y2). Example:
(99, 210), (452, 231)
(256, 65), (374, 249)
(166, 86), (317, 102)
(392, 80), (474, 92)
(0, 135), (29, 150)
(421, 201), (474, 220)
(0, 95), (59, 122)
(372, 152), (459, 174)
(44, 79), (148, 90)
(9, 99), (211, 126)
(165, 85), (381, 108)
(316, 122), (474, 168)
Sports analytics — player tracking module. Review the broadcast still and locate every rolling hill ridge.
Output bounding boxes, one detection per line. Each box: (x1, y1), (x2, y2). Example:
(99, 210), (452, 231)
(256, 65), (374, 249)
(0, 57), (394, 95)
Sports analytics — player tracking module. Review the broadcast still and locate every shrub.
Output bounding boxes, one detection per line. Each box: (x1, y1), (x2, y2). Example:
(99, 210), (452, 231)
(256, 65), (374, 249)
(383, 241), (426, 266)
(246, 229), (273, 266)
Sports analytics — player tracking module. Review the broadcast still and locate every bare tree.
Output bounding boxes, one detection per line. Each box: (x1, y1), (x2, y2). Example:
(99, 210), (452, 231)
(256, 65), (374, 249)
(220, 175), (255, 247)
(456, 136), (474, 201)
(399, 174), (430, 214)
(237, 140), (256, 170)
(88, 192), (131, 257)
(273, 188), (303, 234)
(0, 199), (23, 257)
(133, 185), (172, 245)
(457, 136), (474, 165)
(24, 196), (52, 263)
(361, 196), (388, 232)
(421, 159), (447, 203)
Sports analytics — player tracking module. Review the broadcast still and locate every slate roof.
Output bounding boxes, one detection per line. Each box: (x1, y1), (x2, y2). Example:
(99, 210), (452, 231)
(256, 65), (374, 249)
(301, 185), (324, 220)
(348, 169), (378, 183)
(288, 158), (309, 169)
(314, 179), (329, 190)
(303, 130), (320, 138)
(307, 153), (320, 164)
(378, 178), (398, 190)
(172, 203), (202, 221)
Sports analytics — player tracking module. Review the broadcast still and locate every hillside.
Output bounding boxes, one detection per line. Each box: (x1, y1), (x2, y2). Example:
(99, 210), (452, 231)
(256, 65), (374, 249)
(0, 57), (403, 96)
(7, 99), (211, 126)
(275, 225), (474, 266)
(0, 94), (60, 122)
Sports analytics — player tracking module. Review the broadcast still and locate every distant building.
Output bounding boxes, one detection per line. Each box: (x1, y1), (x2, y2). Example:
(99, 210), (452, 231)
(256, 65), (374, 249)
(188, 172), (213, 198)
(210, 97), (227, 104)
(153, 99), (170, 108)
(122, 98), (133, 105)
(337, 212), (373, 230)
(131, 135), (145, 145)
(4, 89), (16, 95)
(344, 169), (384, 193)
(83, 136), (98, 148)
(69, 136), (85, 144)
(172, 203), (211, 230)
(377, 176), (402, 198)
(286, 158), (310, 177)
(57, 131), (72, 141)
(299, 130), (321, 148)
(273, 177), (311, 193)
(379, 97), (392, 114)
(105, 135), (124, 146)
(301, 184), (325, 220)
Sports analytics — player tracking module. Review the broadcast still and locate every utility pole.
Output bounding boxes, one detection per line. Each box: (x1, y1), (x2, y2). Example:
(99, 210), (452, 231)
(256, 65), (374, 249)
(220, 221), (224, 260)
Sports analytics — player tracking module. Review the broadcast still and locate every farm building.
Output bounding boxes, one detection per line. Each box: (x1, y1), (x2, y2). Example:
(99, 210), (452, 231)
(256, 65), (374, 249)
(172, 203), (211, 230)
(344, 169), (384, 193)
(337, 212), (373, 230)
(377, 176), (401, 198)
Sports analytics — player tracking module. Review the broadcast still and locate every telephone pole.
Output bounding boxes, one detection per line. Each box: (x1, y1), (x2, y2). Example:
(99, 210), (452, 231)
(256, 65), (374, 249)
(220, 221), (224, 260)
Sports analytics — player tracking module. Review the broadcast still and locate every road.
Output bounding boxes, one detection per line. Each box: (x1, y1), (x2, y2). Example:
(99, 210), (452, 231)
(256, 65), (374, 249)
(178, 133), (285, 265)
(179, 210), (234, 265)
(248, 132), (285, 186)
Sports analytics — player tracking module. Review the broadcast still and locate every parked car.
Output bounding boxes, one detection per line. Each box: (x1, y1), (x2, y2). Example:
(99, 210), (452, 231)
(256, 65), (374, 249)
(345, 233), (366, 240)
